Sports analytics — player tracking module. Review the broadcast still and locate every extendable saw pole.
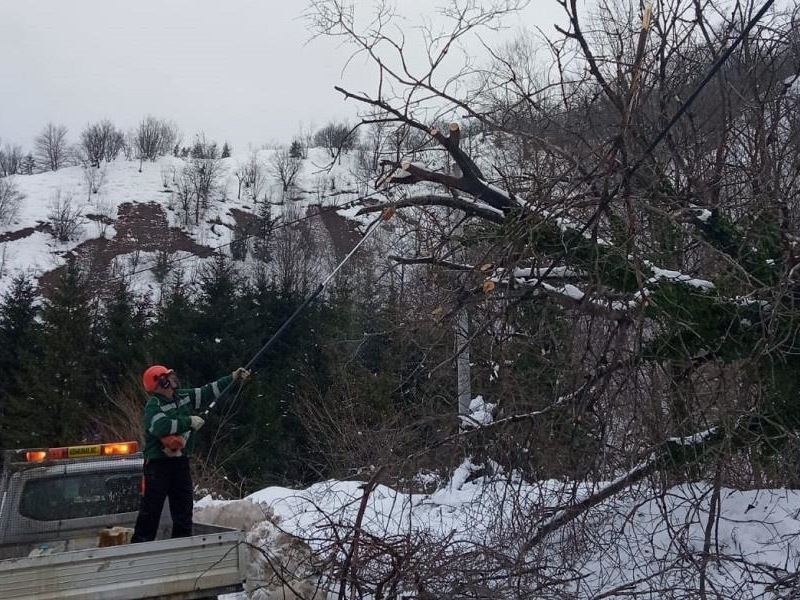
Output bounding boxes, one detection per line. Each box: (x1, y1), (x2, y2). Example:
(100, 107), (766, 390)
(205, 207), (394, 414)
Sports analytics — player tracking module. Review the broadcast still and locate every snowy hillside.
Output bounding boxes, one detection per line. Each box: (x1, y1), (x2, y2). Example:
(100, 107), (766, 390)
(0, 149), (372, 298)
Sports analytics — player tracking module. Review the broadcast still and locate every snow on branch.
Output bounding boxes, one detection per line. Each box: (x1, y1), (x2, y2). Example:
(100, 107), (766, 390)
(644, 262), (714, 291)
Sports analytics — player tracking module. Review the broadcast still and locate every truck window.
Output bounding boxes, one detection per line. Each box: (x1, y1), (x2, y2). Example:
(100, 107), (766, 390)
(19, 472), (140, 521)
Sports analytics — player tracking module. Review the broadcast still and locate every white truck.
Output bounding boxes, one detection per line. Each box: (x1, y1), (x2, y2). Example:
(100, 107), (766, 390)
(0, 442), (247, 599)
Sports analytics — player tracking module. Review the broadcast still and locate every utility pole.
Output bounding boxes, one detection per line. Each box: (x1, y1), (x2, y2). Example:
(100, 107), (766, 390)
(455, 306), (471, 421)
(446, 125), (472, 426)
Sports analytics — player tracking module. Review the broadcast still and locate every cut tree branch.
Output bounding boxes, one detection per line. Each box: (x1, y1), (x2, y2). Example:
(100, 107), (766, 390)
(357, 194), (505, 224)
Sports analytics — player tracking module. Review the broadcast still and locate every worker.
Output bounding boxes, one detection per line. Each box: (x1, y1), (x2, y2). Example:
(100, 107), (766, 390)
(131, 365), (250, 543)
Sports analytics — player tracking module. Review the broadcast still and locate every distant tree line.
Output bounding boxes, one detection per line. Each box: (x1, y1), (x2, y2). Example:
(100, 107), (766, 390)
(0, 116), (370, 179)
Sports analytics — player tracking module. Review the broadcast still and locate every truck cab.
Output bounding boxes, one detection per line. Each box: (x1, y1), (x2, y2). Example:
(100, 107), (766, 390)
(0, 443), (143, 558)
(0, 442), (246, 599)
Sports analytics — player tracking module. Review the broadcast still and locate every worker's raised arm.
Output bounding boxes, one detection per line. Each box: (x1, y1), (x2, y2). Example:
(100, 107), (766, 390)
(177, 368), (250, 411)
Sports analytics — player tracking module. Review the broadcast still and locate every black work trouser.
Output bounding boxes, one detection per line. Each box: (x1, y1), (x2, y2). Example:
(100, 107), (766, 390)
(131, 456), (193, 543)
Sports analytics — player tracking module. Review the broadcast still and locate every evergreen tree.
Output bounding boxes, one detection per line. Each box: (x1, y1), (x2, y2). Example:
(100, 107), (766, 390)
(221, 142), (232, 158)
(252, 201), (275, 263)
(98, 281), (150, 390)
(21, 153), (35, 175)
(192, 254), (245, 378)
(7, 260), (98, 447)
(149, 270), (198, 377)
(215, 276), (334, 486)
(0, 275), (40, 448)
(289, 140), (303, 159)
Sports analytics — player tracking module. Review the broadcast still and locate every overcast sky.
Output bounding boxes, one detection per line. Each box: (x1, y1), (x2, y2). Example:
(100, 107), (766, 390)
(1, 0), (565, 152)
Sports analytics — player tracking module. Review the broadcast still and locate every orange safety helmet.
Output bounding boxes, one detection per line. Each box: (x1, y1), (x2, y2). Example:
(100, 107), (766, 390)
(142, 365), (175, 393)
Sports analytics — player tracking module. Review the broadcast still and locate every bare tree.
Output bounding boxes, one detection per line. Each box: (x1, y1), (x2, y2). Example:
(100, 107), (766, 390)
(272, 203), (322, 295)
(80, 119), (124, 168)
(352, 121), (392, 192)
(104, 128), (125, 162)
(0, 178), (24, 224)
(92, 197), (114, 238)
(174, 158), (222, 226)
(314, 120), (357, 158)
(134, 116), (178, 171)
(172, 171), (194, 228)
(233, 162), (247, 200)
(35, 123), (69, 171)
(299, 121), (315, 157)
(235, 152), (267, 202)
(81, 164), (106, 200)
(269, 147), (303, 196)
(48, 190), (84, 241)
(0, 144), (24, 177)
(122, 132), (136, 161)
(299, 0), (800, 596)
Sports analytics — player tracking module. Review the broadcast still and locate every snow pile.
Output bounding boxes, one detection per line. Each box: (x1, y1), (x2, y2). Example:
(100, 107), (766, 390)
(241, 520), (322, 600)
(207, 470), (800, 598)
(195, 499), (322, 600)
(459, 395), (495, 428)
(195, 498), (275, 531)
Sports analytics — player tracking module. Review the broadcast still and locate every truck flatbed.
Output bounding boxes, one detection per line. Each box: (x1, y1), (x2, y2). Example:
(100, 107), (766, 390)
(0, 523), (246, 600)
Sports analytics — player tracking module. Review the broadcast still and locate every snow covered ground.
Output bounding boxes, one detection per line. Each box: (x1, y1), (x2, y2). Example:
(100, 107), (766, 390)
(202, 461), (800, 599)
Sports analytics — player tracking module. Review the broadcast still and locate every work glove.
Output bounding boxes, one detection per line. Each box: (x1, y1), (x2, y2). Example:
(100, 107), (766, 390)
(232, 367), (251, 382)
(190, 415), (205, 431)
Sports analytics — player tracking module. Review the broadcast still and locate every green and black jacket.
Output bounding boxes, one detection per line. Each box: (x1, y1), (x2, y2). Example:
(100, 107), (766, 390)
(141, 375), (233, 460)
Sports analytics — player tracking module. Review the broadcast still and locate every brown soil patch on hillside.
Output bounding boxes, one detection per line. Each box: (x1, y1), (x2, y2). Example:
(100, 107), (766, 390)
(228, 208), (262, 233)
(39, 202), (215, 296)
(311, 204), (362, 259)
(0, 222), (52, 243)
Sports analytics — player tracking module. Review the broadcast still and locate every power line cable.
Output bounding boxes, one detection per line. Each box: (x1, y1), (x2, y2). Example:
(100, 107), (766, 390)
(203, 208), (392, 415)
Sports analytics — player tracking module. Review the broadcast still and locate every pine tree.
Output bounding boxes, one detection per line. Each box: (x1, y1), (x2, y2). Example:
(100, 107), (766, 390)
(252, 201), (275, 263)
(289, 140), (303, 159)
(148, 270), (199, 378)
(0, 275), (38, 365)
(221, 142), (232, 159)
(98, 281), (150, 390)
(7, 260), (98, 446)
(21, 153), (36, 175)
(217, 276), (335, 485)
(0, 275), (40, 447)
(193, 254), (245, 377)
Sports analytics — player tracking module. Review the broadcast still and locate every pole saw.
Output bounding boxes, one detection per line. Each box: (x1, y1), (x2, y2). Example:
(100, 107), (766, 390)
(204, 206), (395, 416)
